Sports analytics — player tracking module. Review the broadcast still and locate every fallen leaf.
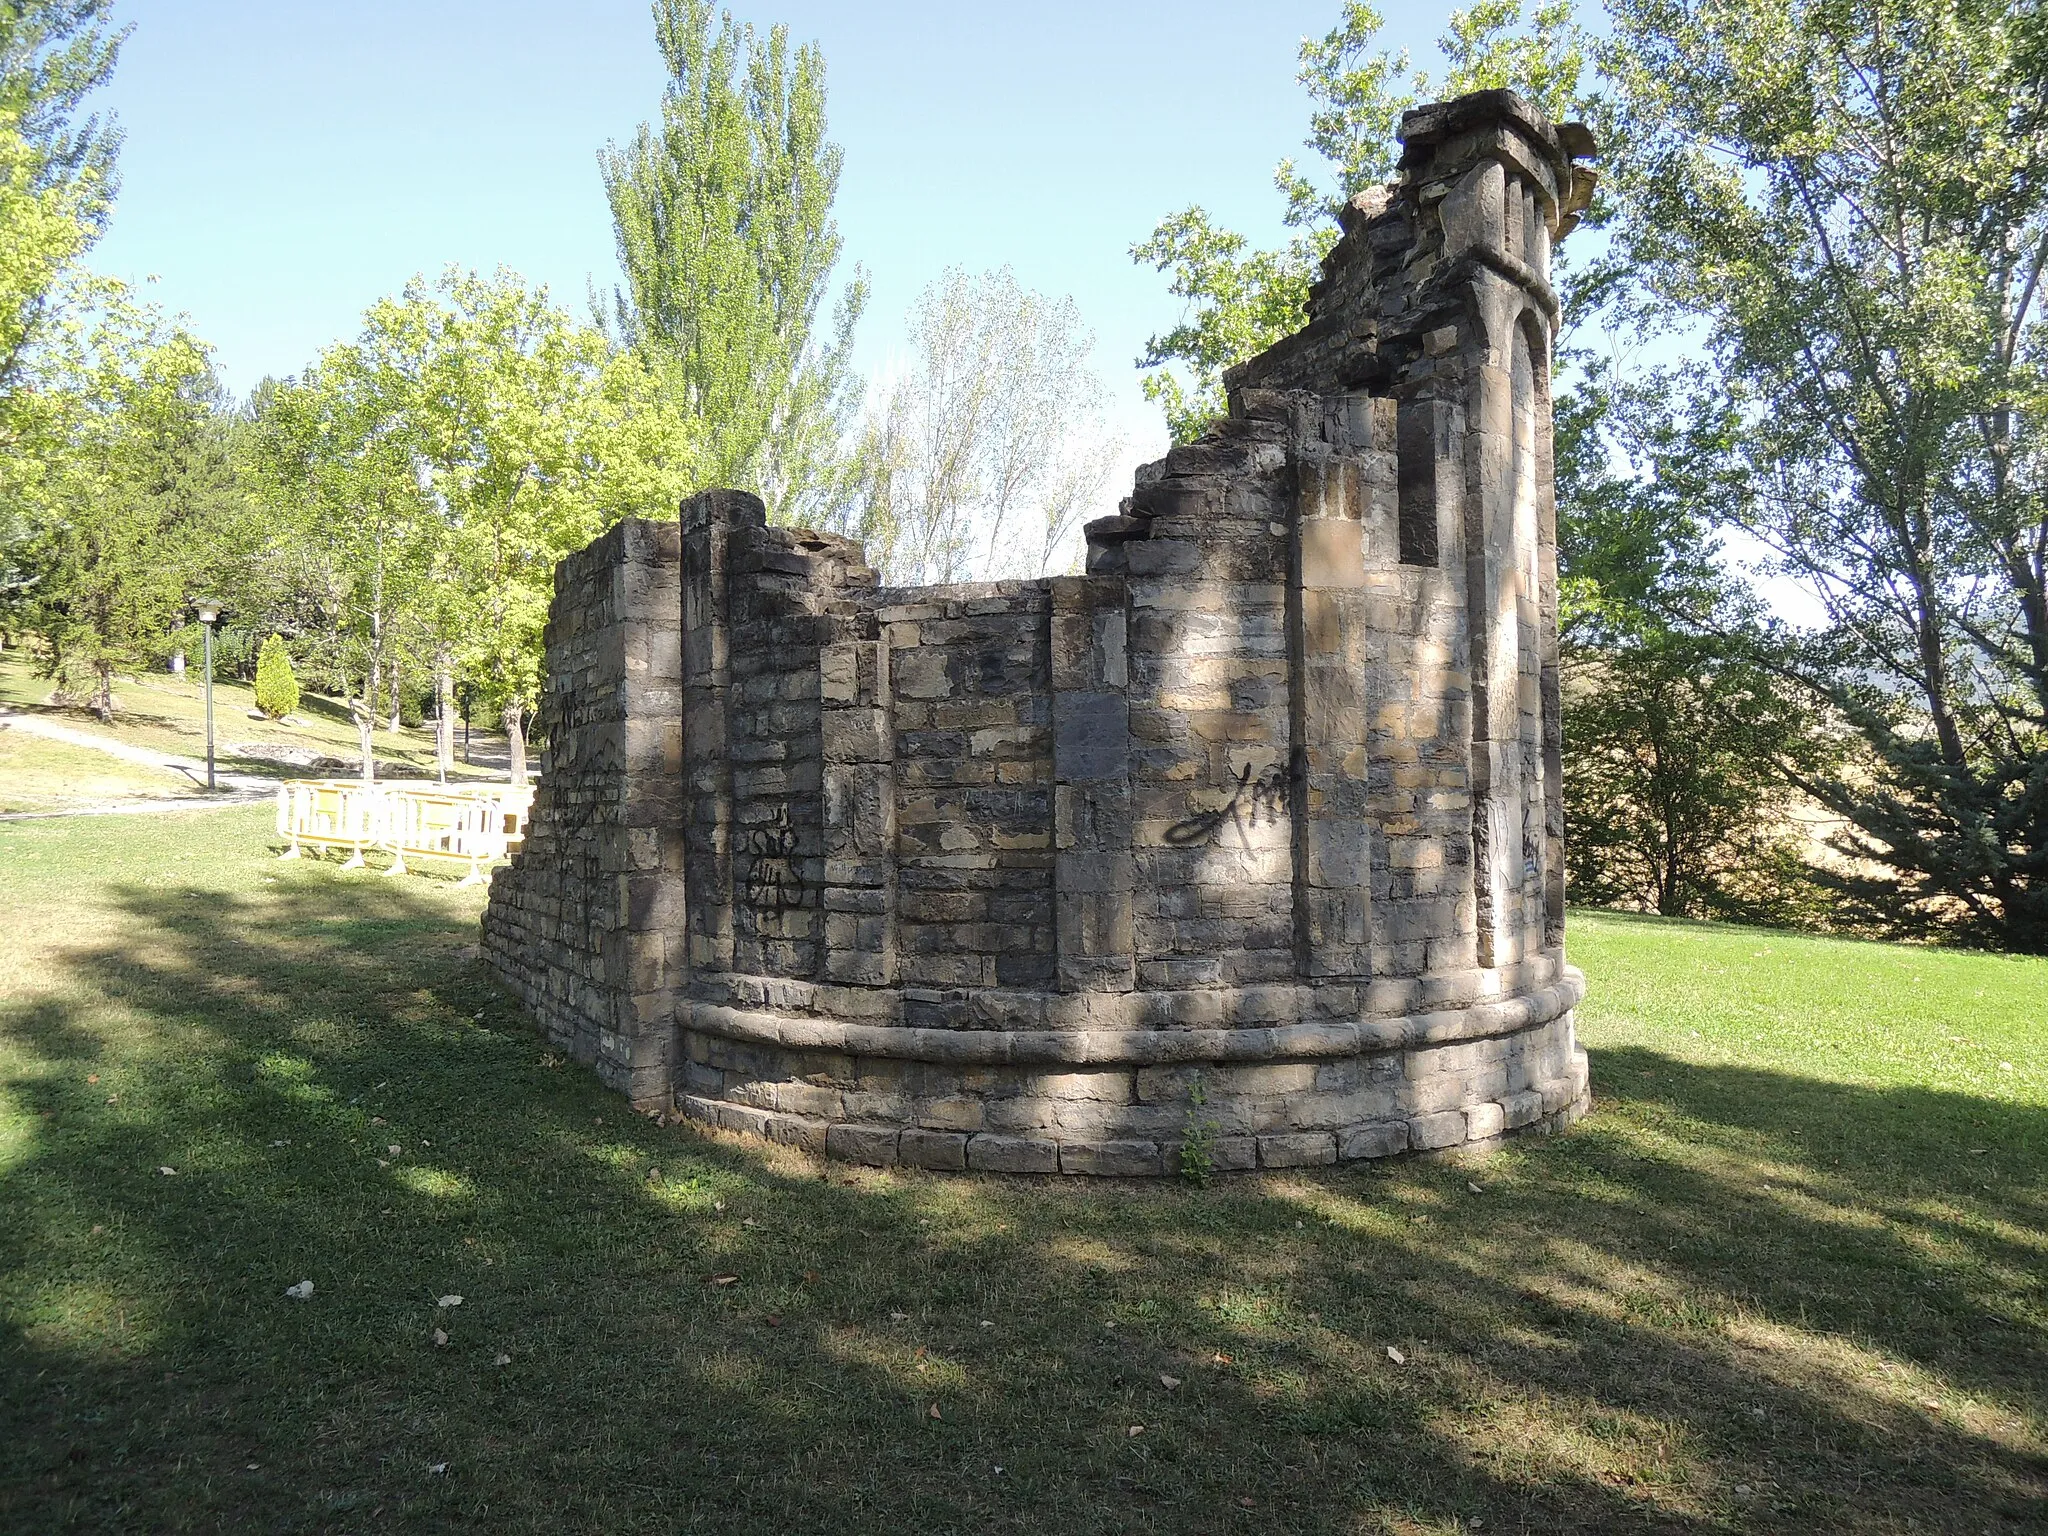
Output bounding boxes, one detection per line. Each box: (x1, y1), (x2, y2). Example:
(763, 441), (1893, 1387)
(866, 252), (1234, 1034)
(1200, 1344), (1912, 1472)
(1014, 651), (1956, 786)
(890, 1311), (910, 1321)
(371, 1117), (386, 1126)
(1126, 1425), (1145, 1437)
(387, 1144), (401, 1157)
(285, 1280), (314, 1301)
(928, 1403), (942, 1420)
(432, 1328), (449, 1347)
(1239, 1498), (1257, 1509)
(713, 1199), (726, 1212)
(429, 1462), (448, 1475)
(1386, 1345), (1407, 1365)
(742, 1217), (760, 1228)
(86, 1075), (98, 1084)
(1467, 1181), (1485, 1194)
(493, 1353), (511, 1367)
(646, 1167), (661, 1182)
(438, 1295), (463, 1308)
(89, 1225), (103, 1236)
(1159, 1374), (1181, 1390)
(157, 1166), (176, 1177)
(979, 1319), (993, 1329)
(801, 1270), (820, 1285)
(1210, 1352), (1233, 1365)
(764, 1314), (782, 1327)
(708, 1274), (739, 1287)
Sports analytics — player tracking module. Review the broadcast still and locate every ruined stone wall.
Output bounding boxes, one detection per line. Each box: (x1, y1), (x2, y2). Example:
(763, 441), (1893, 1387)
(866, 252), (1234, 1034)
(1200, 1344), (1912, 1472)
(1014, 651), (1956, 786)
(479, 518), (685, 1104)
(482, 88), (1598, 1173)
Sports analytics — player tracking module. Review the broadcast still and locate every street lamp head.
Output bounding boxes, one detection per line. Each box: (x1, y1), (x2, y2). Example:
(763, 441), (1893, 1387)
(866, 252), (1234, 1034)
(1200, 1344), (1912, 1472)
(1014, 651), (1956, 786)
(194, 601), (222, 626)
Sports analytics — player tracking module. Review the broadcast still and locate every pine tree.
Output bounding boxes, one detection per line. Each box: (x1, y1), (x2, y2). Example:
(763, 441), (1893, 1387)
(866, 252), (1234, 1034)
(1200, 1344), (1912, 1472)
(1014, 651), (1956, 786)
(254, 632), (297, 719)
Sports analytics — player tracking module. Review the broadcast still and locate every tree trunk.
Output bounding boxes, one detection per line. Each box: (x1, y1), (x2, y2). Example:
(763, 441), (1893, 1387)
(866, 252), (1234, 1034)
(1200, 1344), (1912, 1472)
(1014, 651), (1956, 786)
(93, 662), (114, 722)
(349, 696), (375, 784)
(435, 658), (454, 783)
(387, 657), (402, 733)
(503, 699), (526, 784)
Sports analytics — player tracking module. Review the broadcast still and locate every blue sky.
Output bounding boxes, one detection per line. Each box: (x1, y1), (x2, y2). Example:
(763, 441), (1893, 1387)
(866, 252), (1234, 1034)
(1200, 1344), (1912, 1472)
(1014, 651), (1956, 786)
(87, 0), (1468, 459)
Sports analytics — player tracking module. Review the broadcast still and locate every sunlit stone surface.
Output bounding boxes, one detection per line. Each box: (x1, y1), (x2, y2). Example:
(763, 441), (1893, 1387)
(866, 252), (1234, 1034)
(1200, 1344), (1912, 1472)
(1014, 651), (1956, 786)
(483, 90), (1600, 1173)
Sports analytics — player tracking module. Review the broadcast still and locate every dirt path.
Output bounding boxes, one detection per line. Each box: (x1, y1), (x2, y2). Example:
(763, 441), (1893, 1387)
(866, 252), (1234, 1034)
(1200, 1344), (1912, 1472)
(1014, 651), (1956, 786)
(0, 710), (276, 803)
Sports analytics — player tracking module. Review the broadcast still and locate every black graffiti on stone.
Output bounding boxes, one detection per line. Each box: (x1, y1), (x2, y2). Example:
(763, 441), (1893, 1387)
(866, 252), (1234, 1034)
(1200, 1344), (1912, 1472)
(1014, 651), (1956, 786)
(740, 804), (815, 913)
(1166, 761), (1293, 848)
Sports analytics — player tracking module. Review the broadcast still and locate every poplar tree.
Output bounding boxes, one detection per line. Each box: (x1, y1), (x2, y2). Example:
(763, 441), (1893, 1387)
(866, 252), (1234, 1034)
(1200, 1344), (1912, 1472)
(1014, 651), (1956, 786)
(598, 0), (864, 524)
(0, 0), (126, 399)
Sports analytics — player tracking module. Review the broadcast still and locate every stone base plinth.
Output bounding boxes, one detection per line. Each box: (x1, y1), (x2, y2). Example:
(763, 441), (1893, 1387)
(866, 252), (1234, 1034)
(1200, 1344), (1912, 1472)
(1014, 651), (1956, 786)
(669, 968), (1589, 1175)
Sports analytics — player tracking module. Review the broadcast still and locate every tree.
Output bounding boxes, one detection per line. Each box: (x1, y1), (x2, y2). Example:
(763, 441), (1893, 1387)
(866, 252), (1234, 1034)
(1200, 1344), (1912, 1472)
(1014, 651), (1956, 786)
(402, 270), (623, 783)
(0, 0), (125, 404)
(599, 0), (864, 524)
(1555, 359), (1834, 923)
(849, 268), (1121, 585)
(12, 288), (235, 719)
(247, 329), (437, 780)
(254, 632), (298, 718)
(248, 267), (689, 783)
(1133, 2), (1592, 441)
(1606, 0), (2048, 949)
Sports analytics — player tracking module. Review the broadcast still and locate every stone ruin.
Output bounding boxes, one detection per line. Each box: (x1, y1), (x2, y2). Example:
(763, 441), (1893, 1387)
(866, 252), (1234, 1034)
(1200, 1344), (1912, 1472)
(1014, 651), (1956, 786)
(482, 90), (1598, 1175)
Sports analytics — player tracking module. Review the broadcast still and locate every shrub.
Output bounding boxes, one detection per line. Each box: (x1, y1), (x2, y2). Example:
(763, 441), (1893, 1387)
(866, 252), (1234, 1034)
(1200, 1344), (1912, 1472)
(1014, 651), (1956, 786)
(254, 634), (300, 719)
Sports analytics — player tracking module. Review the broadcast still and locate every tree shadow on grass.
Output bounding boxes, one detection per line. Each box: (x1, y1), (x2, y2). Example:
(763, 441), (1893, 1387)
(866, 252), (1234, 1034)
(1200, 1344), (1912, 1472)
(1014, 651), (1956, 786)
(0, 875), (2042, 1534)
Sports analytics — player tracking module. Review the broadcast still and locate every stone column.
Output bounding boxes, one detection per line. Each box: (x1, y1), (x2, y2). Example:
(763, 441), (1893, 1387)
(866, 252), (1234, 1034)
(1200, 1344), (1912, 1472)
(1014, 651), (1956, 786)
(681, 489), (755, 978)
(1051, 574), (1135, 994)
(820, 636), (896, 985)
(1288, 395), (1379, 978)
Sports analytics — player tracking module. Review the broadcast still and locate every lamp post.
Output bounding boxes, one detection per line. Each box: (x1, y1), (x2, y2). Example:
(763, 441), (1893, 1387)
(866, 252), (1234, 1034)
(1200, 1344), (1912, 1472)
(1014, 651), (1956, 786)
(194, 601), (221, 791)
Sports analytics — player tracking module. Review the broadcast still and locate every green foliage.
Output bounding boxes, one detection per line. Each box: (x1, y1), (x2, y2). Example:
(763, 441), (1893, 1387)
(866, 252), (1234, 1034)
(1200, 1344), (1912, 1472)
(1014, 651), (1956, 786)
(1565, 639), (1833, 926)
(10, 286), (236, 718)
(253, 632), (298, 719)
(246, 267), (687, 779)
(1557, 357), (1836, 926)
(0, 0), (125, 404)
(1134, 2), (1595, 441)
(1605, 0), (2048, 949)
(599, 0), (864, 524)
(1177, 1074), (1216, 1187)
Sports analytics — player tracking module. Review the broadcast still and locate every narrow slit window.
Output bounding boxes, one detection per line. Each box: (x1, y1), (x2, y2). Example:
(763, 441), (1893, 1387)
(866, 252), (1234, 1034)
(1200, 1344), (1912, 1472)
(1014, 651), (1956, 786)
(1397, 397), (1440, 566)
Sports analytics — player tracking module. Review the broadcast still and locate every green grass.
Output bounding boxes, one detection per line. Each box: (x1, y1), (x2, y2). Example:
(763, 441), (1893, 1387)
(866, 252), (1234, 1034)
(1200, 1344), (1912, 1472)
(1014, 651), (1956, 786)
(1, 811), (2042, 1534)
(0, 649), (502, 793)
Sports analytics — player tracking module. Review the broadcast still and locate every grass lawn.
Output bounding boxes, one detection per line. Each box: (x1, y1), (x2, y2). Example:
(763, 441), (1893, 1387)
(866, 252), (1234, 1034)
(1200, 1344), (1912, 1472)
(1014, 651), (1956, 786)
(1, 810), (2042, 1534)
(0, 730), (200, 814)
(0, 649), (505, 795)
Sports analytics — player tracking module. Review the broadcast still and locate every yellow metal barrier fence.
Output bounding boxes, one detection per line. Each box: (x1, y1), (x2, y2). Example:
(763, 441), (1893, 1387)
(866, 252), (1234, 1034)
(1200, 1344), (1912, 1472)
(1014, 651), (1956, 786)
(275, 779), (532, 885)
